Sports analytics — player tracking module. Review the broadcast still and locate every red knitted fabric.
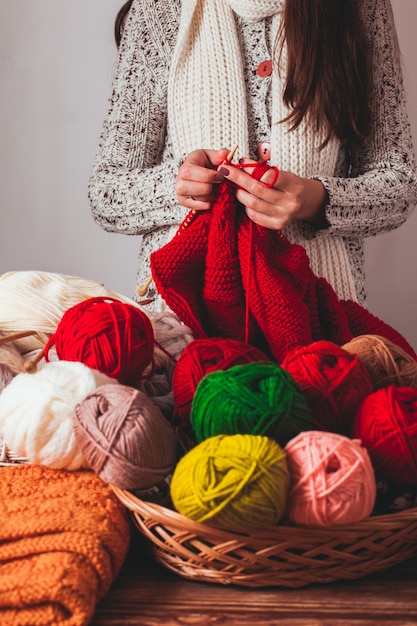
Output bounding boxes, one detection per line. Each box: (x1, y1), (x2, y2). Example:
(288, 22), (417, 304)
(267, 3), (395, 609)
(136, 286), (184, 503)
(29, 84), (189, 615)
(150, 181), (416, 363)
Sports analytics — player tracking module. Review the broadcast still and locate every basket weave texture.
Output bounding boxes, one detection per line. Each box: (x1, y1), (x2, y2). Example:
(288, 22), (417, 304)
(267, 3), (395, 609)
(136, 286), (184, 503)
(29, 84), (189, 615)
(0, 437), (29, 467)
(112, 486), (417, 588)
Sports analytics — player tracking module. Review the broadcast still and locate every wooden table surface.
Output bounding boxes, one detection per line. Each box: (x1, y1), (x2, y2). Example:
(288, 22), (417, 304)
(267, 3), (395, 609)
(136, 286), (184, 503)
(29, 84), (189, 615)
(91, 534), (417, 626)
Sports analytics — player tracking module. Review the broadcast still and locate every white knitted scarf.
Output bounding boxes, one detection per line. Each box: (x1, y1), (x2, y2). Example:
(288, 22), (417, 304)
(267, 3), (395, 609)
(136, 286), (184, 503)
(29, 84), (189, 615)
(167, 0), (358, 302)
(168, 0), (282, 159)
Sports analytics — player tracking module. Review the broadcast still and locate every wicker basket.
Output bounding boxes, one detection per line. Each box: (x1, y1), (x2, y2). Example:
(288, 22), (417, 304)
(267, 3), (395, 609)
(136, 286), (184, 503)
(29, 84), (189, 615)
(0, 437), (29, 467)
(112, 485), (417, 588)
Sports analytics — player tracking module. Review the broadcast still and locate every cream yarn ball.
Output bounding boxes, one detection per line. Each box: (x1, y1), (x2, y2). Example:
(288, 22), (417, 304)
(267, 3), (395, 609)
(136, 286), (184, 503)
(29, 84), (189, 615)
(0, 360), (118, 470)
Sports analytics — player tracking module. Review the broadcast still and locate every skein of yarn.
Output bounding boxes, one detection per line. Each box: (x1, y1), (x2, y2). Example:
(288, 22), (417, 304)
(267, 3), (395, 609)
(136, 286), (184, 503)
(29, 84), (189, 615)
(281, 340), (373, 435)
(136, 372), (174, 420)
(284, 430), (376, 526)
(190, 361), (312, 446)
(342, 334), (417, 390)
(172, 337), (269, 425)
(170, 433), (290, 532)
(0, 364), (14, 392)
(352, 386), (417, 486)
(134, 311), (195, 421)
(44, 297), (155, 385)
(0, 361), (118, 469)
(149, 310), (194, 366)
(74, 383), (178, 491)
(0, 334), (25, 374)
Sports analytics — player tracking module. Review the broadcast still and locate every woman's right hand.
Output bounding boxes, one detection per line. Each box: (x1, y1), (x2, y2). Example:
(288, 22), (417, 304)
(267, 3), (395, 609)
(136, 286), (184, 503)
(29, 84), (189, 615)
(175, 148), (229, 210)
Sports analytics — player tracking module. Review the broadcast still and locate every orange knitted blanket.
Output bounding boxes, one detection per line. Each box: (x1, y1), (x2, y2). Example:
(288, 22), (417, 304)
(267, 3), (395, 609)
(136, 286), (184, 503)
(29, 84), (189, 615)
(0, 464), (131, 626)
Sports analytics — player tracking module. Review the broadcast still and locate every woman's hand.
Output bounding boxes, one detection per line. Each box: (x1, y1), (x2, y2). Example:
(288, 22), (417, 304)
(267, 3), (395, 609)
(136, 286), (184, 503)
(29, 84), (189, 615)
(175, 148), (229, 210)
(217, 159), (329, 230)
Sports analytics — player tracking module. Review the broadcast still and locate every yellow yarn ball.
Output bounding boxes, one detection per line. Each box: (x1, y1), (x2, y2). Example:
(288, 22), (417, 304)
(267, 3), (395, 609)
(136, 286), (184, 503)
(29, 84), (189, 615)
(170, 433), (290, 532)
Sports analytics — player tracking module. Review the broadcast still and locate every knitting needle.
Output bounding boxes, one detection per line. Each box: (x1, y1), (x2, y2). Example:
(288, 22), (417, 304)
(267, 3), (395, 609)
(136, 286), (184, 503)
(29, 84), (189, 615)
(0, 330), (37, 346)
(137, 275), (153, 297)
(137, 146), (238, 301)
(23, 349), (46, 374)
(223, 144), (238, 164)
(137, 298), (154, 306)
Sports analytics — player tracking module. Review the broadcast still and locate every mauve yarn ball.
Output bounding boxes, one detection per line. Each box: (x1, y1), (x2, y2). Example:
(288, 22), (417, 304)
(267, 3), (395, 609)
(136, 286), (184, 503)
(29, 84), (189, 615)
(74, 383), (178, 491)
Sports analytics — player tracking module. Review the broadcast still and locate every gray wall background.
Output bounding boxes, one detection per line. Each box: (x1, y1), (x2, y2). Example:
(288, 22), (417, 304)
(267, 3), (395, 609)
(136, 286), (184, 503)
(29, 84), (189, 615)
(1, 1), (416, 348)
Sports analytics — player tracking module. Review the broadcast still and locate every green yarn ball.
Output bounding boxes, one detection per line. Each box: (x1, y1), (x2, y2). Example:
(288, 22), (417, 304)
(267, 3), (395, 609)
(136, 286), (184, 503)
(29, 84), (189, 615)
(190, 361), (312, 446)
(170, 433), (290, 531)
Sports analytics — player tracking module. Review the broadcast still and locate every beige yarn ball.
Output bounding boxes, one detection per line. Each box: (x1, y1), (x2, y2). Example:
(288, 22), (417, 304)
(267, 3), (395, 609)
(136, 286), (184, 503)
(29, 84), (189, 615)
(342, 334), (417, 390)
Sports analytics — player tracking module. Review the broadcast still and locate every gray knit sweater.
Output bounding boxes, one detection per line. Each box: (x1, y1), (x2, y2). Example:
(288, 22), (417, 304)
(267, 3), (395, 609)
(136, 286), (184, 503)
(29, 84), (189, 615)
(88, 0), (417, 309)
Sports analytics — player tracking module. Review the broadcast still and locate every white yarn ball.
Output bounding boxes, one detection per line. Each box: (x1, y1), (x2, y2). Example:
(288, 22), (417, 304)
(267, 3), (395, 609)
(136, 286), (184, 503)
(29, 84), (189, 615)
(0, 360), (118, 470)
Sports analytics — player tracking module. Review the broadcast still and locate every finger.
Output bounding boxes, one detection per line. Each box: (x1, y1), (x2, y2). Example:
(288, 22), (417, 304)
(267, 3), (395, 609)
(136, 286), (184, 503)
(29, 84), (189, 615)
(175, 176), (215, 198)
(244, 205), (287, 230)
(207, 148), (230, 167)
(184, 148), (230, 170)
(259, 165), (279, 189)
(178, 194), (215, 211)
(217, 166), (272, 199)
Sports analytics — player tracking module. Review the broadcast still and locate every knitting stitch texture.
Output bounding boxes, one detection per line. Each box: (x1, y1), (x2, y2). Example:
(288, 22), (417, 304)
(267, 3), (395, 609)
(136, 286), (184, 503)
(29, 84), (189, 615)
(0, 465), (130, 626)
(89, 0), (417, 308)
(151, 180), (417, 361)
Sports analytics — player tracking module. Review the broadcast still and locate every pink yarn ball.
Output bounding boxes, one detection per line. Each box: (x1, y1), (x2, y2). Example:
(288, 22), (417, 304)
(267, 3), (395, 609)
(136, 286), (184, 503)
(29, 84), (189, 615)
(284, 430), (376, 526)
(352, 386), (417, 486)
(281, 340), (373, 435)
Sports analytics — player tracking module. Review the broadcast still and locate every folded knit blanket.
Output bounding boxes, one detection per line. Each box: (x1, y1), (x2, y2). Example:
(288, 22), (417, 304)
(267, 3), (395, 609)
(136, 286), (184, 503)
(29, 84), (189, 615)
(151, 180), (416, 362)
(0, 464), (130, 626)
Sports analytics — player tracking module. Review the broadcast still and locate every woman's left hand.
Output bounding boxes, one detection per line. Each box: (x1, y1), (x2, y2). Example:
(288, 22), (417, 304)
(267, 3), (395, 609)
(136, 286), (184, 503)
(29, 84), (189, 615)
(217, 159), (329, 230)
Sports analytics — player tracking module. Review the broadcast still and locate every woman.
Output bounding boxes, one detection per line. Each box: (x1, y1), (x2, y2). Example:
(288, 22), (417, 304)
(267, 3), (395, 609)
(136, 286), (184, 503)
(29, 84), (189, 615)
(88, 0), (417, 311)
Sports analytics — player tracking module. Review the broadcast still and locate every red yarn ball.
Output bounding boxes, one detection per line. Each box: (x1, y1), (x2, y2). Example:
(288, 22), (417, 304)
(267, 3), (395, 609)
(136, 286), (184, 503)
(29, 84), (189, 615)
(44, 296), (154, 385)
(281, 340), (373, 434)
(172, 337), (269, 425)
(352, 385), (417, 486)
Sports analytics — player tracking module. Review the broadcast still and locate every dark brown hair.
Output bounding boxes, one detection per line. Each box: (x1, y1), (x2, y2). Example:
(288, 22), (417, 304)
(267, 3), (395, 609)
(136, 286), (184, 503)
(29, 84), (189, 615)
(115, 0), (133, 47)
(115, 0), (372, 148)
(279, 0), (372, 148)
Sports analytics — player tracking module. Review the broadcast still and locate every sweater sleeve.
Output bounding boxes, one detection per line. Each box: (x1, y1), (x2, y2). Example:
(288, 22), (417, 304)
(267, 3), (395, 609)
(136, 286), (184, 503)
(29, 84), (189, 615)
(88, 0), (187, 236)
(311, 0), (417, 239)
